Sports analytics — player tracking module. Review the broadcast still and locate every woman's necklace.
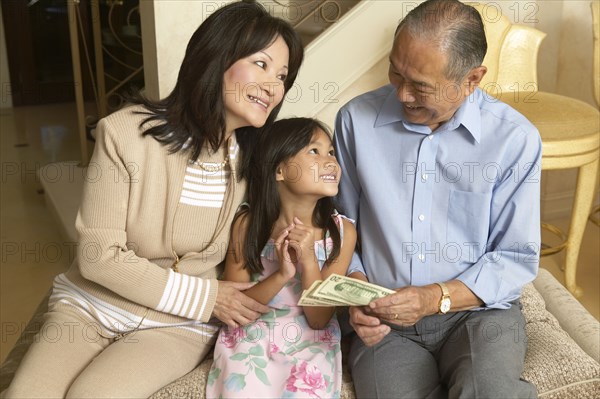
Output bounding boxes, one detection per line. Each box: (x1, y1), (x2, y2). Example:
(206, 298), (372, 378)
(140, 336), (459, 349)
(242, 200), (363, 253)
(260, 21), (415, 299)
(189, 156), (229, 172)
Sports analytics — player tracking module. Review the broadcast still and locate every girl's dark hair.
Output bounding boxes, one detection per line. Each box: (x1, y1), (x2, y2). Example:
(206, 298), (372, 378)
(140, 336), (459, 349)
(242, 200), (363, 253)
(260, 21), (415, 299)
(239, 117), (342, 274)
(130, 0), (303, 181)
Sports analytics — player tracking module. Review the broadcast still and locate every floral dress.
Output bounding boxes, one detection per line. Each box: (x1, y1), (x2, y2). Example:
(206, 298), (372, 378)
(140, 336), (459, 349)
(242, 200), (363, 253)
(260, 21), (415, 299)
(206, 215), (349, 399)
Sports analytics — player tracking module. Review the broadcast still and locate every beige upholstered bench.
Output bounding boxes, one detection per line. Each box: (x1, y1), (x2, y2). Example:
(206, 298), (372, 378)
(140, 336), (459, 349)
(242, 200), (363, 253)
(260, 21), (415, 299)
(1, 269), (598, 398)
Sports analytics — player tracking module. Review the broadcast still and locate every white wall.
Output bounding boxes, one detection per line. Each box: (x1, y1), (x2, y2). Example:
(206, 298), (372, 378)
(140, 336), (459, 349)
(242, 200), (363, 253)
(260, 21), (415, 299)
(0, 5), (13, 109)
(140, 0), (234, 100)
(535, 0), (596, 105)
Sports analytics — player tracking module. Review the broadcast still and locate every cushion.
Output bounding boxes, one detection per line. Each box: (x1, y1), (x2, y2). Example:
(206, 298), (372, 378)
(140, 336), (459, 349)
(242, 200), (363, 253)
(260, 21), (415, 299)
(0, 291), (49, 393)
(520, 283), (600, 398)
(533, 269), (599, 362)
(495, 91), (600, 157)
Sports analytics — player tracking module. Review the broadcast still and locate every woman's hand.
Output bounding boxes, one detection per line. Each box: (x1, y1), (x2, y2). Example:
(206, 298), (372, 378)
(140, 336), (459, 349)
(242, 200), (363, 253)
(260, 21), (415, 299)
(274, 226), (296, 280)
(213, 281), (270, 328)
(287, 217), (318, 267)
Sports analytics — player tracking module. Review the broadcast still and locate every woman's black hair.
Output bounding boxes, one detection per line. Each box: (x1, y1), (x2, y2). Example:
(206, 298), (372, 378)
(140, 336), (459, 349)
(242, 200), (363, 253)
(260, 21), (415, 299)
(130, 0), (303, 181)
(239, 117), (342, 274)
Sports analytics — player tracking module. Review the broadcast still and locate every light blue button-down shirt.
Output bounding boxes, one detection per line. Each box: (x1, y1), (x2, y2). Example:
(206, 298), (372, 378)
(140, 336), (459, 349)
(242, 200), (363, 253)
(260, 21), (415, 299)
(334, 85), (542, 309)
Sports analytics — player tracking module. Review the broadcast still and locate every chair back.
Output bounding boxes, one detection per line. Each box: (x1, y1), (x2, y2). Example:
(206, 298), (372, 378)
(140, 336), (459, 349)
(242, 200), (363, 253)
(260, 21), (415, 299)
(592, 1), (599, 107)
(468, 2), (546, 94)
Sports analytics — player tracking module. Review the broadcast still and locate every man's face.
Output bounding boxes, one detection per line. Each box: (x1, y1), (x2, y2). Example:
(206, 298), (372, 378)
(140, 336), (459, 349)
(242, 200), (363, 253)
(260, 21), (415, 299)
(388, 29), (479, 131)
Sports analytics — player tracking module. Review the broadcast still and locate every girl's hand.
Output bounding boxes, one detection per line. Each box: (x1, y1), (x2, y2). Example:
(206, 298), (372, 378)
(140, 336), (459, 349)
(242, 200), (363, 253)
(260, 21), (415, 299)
(287, 217), (318, 267)
(274, 225), (296, 280)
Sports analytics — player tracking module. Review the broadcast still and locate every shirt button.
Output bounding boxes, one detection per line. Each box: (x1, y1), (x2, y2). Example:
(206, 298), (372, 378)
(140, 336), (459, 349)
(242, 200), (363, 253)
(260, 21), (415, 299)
(428, 135), (433, 140)
(418, 214), (425, 221)
(422, 174), (428, 181)
(418, 254), (425, 261)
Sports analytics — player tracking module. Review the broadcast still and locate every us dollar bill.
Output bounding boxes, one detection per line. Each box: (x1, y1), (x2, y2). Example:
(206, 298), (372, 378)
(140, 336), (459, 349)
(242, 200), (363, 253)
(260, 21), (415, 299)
(298, 274), (394, 306)
(298, 280), (346, 306)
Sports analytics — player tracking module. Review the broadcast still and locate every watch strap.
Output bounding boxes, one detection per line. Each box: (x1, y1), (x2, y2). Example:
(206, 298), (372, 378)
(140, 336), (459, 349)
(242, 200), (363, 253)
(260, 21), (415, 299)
(434, 282), (451, 314)
(435, 282), (449, 297)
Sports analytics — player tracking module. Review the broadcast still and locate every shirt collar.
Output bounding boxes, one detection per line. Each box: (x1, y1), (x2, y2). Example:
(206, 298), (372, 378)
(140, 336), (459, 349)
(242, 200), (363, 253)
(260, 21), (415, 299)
(374, 86), (405, 128)
(374, 85), (482, 143)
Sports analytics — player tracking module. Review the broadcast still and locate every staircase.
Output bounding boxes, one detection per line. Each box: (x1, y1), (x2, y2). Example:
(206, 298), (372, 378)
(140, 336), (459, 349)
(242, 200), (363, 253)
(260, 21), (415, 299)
(273, 0), (412, 128)
(261, 0), (362, 46)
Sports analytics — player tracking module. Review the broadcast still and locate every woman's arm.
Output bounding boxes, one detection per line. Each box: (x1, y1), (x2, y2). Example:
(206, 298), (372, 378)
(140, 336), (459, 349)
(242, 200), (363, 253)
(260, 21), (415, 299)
(301, 219), (358, 329)
(223, 215), (295, 305)
(78, 113), (267, 325)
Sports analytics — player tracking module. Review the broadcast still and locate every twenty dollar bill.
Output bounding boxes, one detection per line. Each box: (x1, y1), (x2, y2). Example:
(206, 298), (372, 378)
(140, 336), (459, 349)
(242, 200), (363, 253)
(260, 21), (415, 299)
(298, 274), (394, 306)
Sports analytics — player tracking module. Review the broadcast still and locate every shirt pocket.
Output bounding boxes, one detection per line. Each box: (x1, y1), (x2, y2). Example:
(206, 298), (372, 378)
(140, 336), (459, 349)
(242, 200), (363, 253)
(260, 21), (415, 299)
(446, 189), (492, 263)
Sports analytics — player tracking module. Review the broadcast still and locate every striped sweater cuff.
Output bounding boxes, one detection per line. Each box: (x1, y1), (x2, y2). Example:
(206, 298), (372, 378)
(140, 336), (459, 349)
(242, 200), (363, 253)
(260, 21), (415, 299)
(156, 270), (219, 321)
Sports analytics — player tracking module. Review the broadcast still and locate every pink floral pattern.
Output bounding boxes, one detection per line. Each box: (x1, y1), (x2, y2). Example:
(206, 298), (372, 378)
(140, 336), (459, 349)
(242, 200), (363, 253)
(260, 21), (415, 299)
(286, 361), (328, 398)
(219, 326), (246, 349)
(268, 342), (280, 357)
(318, 326), (338, 347)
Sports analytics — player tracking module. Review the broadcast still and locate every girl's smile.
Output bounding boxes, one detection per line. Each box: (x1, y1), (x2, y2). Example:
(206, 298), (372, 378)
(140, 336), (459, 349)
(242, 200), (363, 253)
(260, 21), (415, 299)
(276, 129), (341, 199)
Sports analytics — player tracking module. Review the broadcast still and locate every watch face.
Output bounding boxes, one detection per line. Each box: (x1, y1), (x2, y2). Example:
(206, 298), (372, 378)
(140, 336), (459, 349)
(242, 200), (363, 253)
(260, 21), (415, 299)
(440, 298), (451, 313)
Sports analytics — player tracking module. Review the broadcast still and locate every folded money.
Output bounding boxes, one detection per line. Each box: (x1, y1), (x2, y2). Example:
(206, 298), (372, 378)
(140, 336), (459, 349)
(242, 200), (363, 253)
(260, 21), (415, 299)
(298, 274), (395, 306)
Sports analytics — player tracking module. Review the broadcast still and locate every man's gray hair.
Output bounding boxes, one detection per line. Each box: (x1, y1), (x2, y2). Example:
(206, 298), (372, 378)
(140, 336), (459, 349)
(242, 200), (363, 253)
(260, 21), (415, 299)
(396, 0), (487, 82)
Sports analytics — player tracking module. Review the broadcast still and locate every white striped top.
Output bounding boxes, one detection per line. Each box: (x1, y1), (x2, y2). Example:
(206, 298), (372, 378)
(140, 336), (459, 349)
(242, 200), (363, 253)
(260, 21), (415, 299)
(51, 274), (219, 339)
(180, 167), (230, 208)
(180, 141), (238, 208)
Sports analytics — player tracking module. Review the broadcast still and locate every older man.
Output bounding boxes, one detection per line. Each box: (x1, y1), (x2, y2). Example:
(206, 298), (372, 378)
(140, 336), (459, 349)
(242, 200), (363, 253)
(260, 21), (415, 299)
(334, 0), (541, 397)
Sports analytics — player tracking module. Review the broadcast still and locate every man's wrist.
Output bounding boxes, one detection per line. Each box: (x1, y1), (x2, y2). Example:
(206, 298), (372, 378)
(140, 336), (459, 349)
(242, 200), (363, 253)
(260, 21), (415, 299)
(434, 282), (452, 314)
(428, 284), (441, 315)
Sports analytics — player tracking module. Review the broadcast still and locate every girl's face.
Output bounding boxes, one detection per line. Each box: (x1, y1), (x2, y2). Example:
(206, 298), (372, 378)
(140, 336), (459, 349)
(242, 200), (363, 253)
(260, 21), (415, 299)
(223, 35), (289, 134)
(276, 129), (341, 199)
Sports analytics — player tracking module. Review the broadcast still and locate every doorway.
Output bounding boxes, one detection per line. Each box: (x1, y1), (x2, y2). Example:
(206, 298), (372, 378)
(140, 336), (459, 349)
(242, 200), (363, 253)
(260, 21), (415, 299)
(1, 0), (96, 106)
(2, 0), (143, 110)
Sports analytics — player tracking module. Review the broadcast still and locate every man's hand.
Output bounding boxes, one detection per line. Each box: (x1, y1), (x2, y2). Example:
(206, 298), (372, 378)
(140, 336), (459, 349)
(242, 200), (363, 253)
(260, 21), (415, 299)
(349, 305), (391, 347)
(367, 285), (438, 325)
(348, 272), (390, 346)
(213, 281), (270, 328)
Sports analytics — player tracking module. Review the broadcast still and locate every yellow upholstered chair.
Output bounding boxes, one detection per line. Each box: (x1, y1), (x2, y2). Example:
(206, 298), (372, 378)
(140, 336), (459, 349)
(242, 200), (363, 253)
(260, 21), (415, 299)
(593, 1), (599, 108)
(589, 1), (600, 227)
(475, 3), (546, 93)
(470, 3), (600, 297)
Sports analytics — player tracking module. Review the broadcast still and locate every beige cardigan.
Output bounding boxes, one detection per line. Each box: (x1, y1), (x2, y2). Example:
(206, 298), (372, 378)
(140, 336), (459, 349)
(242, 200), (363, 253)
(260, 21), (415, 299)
(51, 105), (247, 339)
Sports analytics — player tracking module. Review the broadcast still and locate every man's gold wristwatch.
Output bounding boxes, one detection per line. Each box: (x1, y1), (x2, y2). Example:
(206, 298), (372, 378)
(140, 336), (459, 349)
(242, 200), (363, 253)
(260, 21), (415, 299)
(435, 282), (451, 314)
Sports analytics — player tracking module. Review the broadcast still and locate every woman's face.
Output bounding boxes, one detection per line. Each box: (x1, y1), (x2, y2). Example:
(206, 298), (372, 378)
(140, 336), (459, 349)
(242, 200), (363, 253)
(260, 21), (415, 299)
(223, 35), (290, 134)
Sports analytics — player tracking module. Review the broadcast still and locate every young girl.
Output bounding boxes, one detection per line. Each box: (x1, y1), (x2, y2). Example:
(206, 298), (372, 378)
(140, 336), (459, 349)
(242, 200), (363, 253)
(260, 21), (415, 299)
(206, 118), (357, 399)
